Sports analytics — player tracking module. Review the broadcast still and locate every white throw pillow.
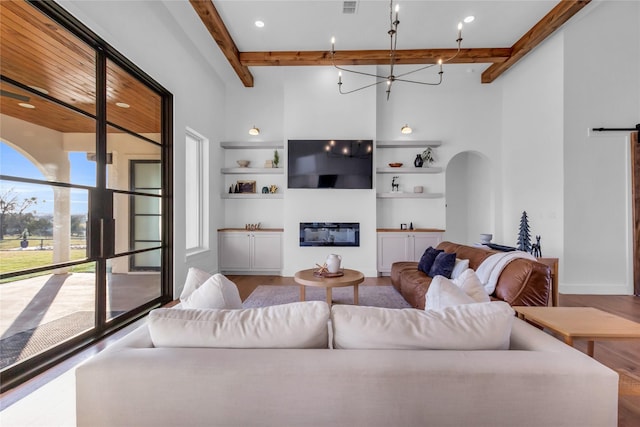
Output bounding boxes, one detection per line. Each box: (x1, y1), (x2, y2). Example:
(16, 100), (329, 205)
(331, 302), (514, 350)
(179, 267), (212, 300)
(181, 273), (242, 309)
(452, 269), (491, 303)
(450, 258), (470, 279)
(149, 301), (330, 349)
(425, 275), (475, 310)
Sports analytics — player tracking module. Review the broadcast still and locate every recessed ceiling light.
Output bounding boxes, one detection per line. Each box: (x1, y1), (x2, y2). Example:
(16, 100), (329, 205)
(18, 103), (35, 109)
(115, 102), (130, 108)
(254, 20), (265, 28)
(464, 16), (475, 23)
(28, 85), (49, 95)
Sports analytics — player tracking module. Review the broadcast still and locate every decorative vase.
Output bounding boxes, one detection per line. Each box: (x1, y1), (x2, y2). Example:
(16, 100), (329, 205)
(414, 154), (423, 168)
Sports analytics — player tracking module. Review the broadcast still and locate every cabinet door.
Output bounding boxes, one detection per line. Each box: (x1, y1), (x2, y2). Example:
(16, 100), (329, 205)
(412, 233), (443, 261)
(377, 233), (411, 273)
(251, 233), (282, 271)
(219, 232), (252, 270)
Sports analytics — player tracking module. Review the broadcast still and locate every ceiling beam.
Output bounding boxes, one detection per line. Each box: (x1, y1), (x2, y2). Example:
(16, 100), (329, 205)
(481, 0), (591, 83)
(240, 48), (512, 67)
(188, 0), (254, 87)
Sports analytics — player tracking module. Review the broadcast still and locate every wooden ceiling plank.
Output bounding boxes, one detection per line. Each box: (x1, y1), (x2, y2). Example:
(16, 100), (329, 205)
(481, 0), (591, 83)
(240, 48), (512, 66)
(188, 0), (254, 87)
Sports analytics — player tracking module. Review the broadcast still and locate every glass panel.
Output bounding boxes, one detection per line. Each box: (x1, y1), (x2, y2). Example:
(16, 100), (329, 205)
(0, 263), (96, 370)
(106, 253), (161, 321)
(112, 192), (161, 255)
(106, 60), (161, 143)
(0, 86), (97, 187)
(0, 1), (96, 116)
(0, 180), (89, 274)
(106, 128), (161, 193)
(134, 216), (161, 241)
(133, 193), (161, 215)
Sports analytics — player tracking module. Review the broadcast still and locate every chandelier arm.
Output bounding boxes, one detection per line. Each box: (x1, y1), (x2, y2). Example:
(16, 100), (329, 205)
(394, 75), (443, 86)
(339, 79), (388, 95)
(395, 63), (438, 79)
(441, 43), (462, 64)
(332, 63), (389, 80)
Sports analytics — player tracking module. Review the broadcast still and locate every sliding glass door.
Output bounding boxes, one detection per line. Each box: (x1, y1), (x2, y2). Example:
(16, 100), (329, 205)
(0, 0), (172, 391)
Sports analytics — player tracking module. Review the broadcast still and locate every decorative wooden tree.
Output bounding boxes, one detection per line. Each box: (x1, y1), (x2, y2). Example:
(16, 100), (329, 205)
(516, 211), (532, 252)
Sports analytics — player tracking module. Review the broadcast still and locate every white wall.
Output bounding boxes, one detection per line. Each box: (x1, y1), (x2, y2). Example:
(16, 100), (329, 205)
(562, 1), (639, 294)
(446, 151), (494, 245)
(282, 67), (377, 276)
(60, 0), (228, 296)
(500, 27), (564, 264)
(500, 1), (639, 294)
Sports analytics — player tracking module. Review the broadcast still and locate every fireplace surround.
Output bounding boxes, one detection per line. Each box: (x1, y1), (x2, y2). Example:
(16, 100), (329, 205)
(299, 222), (360, 247)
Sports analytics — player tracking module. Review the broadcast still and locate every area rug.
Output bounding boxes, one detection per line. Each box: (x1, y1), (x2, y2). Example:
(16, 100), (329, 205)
(243, 285), (411, 309)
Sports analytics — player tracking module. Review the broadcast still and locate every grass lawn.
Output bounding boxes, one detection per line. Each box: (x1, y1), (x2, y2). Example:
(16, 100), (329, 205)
(0, 235), (93, 282)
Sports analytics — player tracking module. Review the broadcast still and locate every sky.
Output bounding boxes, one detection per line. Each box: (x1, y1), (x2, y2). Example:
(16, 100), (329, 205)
(0, 142), (95, 215)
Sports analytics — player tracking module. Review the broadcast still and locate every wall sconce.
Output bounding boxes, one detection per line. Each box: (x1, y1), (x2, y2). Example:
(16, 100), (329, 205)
(248, 125), (260, 136)
(400, 124), (412, 135)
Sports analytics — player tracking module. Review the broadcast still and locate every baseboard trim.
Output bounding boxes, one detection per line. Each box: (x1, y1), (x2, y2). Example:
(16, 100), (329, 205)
(560, 283), (633, 295)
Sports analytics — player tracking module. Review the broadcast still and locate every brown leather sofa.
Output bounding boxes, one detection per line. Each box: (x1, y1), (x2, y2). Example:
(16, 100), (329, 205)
(391, 241), (551, 309)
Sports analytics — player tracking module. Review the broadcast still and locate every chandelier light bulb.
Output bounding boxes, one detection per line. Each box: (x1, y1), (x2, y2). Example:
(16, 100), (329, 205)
(401, 124), (412, 134)
(248, 126), (260, 136)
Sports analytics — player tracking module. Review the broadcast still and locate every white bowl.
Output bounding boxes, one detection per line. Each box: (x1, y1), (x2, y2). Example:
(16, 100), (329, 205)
(479, 233), (493, 243)
(236, 160), (250, 167)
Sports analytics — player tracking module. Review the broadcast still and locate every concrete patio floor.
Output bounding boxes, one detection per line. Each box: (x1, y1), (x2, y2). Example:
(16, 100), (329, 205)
(0, 272), (160, 368)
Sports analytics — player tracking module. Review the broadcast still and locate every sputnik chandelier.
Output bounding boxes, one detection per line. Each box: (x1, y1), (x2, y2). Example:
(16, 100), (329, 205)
(330, 0), (465, 100)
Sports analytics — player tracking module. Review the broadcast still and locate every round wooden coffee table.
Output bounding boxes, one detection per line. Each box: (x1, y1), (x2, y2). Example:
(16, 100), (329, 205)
(294, 268), (364, 307)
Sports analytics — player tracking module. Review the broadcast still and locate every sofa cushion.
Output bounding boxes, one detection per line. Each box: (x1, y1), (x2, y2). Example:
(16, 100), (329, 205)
(179, 267), (211, 300)
(331, 302), (514, 350)
(451, 258), (470, 279)
(425, 275), (475, 310)
(149, 301), (330, 349)
(452, 269), (491, 303)
(417, 247), (443, 274)
(181, 273), (242, 309)
(428, 252), (456, 278)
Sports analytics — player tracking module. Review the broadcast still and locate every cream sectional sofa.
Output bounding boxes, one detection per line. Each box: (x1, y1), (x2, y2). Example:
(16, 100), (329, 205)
(76, 301), (618, 427)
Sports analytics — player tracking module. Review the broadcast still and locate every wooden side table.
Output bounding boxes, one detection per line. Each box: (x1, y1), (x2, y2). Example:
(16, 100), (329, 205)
(514, 306), (640, 357)
(536, 257), (559, 306)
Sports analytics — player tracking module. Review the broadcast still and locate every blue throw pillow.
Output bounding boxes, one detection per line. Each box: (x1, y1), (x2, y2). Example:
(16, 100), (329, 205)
(417, 247), (443, 274)
(428, 252), (457, 278)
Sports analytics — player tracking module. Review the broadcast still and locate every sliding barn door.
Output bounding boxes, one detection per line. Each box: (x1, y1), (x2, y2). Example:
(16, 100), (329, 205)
(632, 131), (639, 296)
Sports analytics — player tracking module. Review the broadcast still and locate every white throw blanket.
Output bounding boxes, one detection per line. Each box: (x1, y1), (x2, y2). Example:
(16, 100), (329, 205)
(475, 251), (536, 295)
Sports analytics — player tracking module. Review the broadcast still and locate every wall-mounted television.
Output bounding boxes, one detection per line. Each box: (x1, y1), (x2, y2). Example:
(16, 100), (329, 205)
(287, 139), (373, 189)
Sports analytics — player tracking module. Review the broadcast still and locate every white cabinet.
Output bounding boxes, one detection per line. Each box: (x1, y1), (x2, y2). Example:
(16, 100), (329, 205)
(218, 230), (282, 274)
(377, 230), (443, 274)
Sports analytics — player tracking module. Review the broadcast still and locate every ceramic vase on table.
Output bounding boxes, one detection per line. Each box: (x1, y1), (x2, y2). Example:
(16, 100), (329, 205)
(414, 154), (423, 167)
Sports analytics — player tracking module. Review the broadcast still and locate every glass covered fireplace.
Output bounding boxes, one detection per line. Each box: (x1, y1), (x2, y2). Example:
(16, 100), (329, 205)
(299, 222), (360, 247)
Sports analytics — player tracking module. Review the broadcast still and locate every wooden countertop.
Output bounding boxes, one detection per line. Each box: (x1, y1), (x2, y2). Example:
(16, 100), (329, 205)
(377, 228), (445, 232)
(218, 228), (284, 232)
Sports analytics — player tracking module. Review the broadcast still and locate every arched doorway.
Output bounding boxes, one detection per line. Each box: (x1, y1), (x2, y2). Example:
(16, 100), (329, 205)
(445, 151), (493, 245)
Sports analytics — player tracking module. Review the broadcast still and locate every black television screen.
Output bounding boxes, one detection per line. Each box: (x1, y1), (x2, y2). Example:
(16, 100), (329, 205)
(287, 139), (373, 189)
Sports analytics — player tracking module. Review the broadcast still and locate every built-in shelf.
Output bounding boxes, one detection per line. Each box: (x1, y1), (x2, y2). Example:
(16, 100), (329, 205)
(376, 140), (442, 148)
(377, 167), (443, 174)
(221, 168), (284, 175)
(221, 141), (283, 149)
(221, 193), (284, 200)
(377, 192), (444, 199)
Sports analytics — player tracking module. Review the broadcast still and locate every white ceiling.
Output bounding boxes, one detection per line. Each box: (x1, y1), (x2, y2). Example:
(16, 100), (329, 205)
(213, 0), (559, 52)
